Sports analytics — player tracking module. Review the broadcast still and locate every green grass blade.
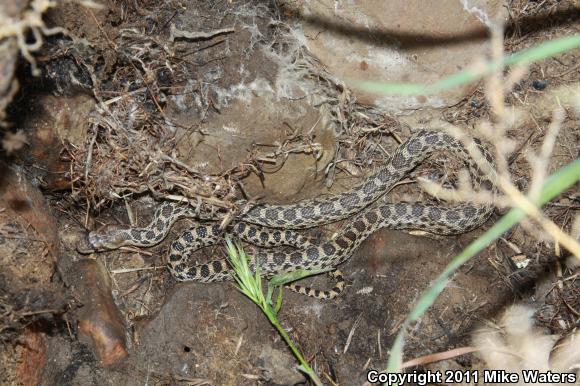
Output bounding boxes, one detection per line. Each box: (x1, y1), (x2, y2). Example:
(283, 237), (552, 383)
(224, 238), (323, 386)
(386, 329), (406, 373)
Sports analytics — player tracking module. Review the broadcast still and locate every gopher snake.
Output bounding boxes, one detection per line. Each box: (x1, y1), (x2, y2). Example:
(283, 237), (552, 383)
(88, 130), (494, 299)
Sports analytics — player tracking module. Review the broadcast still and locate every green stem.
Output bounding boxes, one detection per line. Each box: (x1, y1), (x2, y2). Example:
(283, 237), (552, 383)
(261, 303), (323, 386)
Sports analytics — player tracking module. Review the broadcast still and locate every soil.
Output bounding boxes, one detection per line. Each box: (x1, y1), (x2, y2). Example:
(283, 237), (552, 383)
(0, 1), (578, 385)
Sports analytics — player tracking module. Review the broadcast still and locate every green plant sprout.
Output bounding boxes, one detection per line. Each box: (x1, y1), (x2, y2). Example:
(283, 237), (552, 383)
(225, 238), (324, 386)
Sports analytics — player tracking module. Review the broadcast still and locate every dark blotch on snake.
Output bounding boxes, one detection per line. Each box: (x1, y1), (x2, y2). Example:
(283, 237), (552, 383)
(322, 243), (336, 256)
(301, 206), (315, 218)
(412, 205), (424, 216)
(377, 169), (392, 183)
(248, 227), (257, 237)
(476, 207), (489, 216)
(161, 204), (173, 217)
(484, 151), (493, 164)
(200, 265), (210, 277)
(425, 133), (439, 144)
(391, 153), (406, 168)
(212, 261), (222, 273)
(446, 210), (461, 221)
(362, 180), (377, 195)
(196, 227), (207, 238)
(442, 133), (454, 143)
(273, 231), (281, 243)
(306, 247), (319, 261)
(462, 206), (477, 217)
(344, 230), (357, 242)
(273, 251), (286, 265)
(236, 223), (246, 233)
(353, 220), (366, 232)
(428, 207), (441, 220)
(310, 215), (323, 223)
(320, 202), (334, 214)
(257, 254), (268, 265)
(155, 220), (164, 231)
(259, 232), (268, 243)
(265, 209), (278, 220)
(130, 229), (141, 239)
(283, 209), (297, 221)
(335, 237), (349, 249)
(380, 206), (393, 218)
(172, 241), (185, 252)
(407, 138), (423, 154)
(364, 211), (378, 223)
(188, 267), (196, 277)
(339, 193), (360, 208)
(481, 179), (493, 191)
(145, 230), (155, 240)
(168, 253), (180, 262)
(211, 225), (220, 235)
(290, 252), (302, 264)
(395, 203), (407, 216)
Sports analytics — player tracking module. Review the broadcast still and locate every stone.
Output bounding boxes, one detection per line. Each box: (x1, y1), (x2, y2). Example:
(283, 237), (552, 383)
(258, 345), (306, 385)
(285, 0), (507, 113)
(175, 93), (336, 201)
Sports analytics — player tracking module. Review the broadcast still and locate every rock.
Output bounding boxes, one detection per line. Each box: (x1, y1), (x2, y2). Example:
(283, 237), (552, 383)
(75, 260), (128, 366)
(285, 0), (508, 113)
(131, 282), (303, 384)
(259, 345), (307, 385)
(532, 79), (548, 90)
(16, 327), (48, 386)
(0, 162), (65, 384)
(19, 94), (94, 190)
(0, 162), (60, 262)
(175, 94), (336, 201)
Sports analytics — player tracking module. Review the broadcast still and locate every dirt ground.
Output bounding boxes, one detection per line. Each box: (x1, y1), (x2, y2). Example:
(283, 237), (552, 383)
(0, 0), (579, 385)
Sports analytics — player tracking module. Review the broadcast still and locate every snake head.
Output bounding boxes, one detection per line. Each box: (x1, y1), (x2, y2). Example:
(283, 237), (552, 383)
(87, 230), (129, 251)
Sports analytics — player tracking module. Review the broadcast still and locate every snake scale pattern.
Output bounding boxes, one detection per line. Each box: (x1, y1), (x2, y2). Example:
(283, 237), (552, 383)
(89, 129), (494, 299)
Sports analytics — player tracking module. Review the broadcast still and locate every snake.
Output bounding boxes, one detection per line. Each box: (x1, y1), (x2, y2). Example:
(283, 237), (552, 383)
(88, 129), (495, 299)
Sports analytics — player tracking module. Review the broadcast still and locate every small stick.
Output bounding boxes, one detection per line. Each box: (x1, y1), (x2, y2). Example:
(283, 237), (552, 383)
(169, 24), (234, 42)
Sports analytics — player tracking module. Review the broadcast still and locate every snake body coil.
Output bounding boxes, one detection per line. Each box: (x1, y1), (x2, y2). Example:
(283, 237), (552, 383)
(89, 130), (494, 299)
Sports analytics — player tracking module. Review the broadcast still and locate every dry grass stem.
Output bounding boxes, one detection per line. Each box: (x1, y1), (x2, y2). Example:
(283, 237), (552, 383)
(527, 108), (565, 202)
